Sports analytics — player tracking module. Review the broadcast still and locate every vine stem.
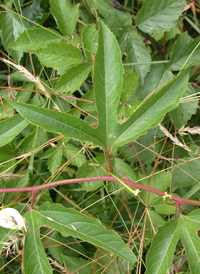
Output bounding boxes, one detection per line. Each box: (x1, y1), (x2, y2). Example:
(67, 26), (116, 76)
(1, 176), (200, 206)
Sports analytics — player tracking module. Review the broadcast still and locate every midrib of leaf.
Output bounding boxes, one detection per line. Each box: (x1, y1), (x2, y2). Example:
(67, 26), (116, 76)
(112, 67), (190, 147)
(94, 19), (124, 149)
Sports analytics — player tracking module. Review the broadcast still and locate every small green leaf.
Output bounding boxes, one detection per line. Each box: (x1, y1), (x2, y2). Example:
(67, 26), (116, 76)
(82, 24), (98, 62)
(42, 147), (63, 175)
(121, 73), (139, 103)
(0, 115), (29, 148)
(96, 0), (132, 37)
(136, 0), (186, 34)
(55, 62), (92, 94)
(169, 84), (198, 128)
(63, 143), (86, 168)
(35, 42), (83, 68)
(168, 32), (200, 70)
(127, 30), (151, 85)
(2, 11), (30, 62)
(76, 156), (106, 191)
(10, 28), (61, 51)
(50, 0), (79, 36)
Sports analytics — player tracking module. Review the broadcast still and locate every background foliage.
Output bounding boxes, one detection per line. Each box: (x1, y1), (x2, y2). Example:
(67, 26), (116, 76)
(0, 0), (200, 273)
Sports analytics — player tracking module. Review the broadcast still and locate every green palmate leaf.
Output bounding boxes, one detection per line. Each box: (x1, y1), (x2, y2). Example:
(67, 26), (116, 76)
(146, 219), (180, 274)
(24, 222), (52, 274)
(2, 11), (30, 63)
(7, 100), (102, 147)
(50, 0), (79, 36)
(146, 210), (200, 274)
(113, 67), (190, 147)
(0, 115), (29, 148)
(35, 42), (83, 68)
(127, 30), (151, 85)
(94, 19), (124, 149)
(10, 28), (61, 51)
(169, 84), (198, 128)
(82, 24), (98, 62)
(168, 32), (200, 70)
(55, 62), (92, 94)
(25, 203), (137, 265)
(136, 0), (186, 34)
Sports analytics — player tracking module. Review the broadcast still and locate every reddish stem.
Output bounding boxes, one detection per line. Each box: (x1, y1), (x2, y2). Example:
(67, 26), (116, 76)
(1, 176), (200, 206)
(30, 190), (37, 210)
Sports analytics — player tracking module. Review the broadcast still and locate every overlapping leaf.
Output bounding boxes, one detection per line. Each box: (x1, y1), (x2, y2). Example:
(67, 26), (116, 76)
(113, 67), (190, 147)
(25, 203), (137, 265)
(136, 0), (186, 34)
(50, 0), (79, 36)
(146, 210), (200, 274)
(10, 28), (61, 51)
(0, 115), (29, 148)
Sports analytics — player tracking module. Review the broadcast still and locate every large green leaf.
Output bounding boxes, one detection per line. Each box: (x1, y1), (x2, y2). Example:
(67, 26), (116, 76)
(50, 0), (79, 36)
(168, 32), (200, 70)
(25, 203), (137, 265)
(127, 30), (151, 85)
(146, 219), (180, 274)
(179, 215), (200, 273)
(24, 218), (52, 274)
(55, 62), (92, 94)
(7, 100), (102, 147)
(136, 0), (186, 34)
(35, 42), (83, 68)
(0, 115), (29, 147)
(2, 11), (30, 62)
(93, 19), (124, 149)
(113, 67), (190, 147)
(10, 28), (61, 51)
(146, 210), (200, 274)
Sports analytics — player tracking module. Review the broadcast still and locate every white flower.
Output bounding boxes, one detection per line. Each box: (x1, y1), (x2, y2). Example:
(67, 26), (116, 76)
(0, 208), (26, 231)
